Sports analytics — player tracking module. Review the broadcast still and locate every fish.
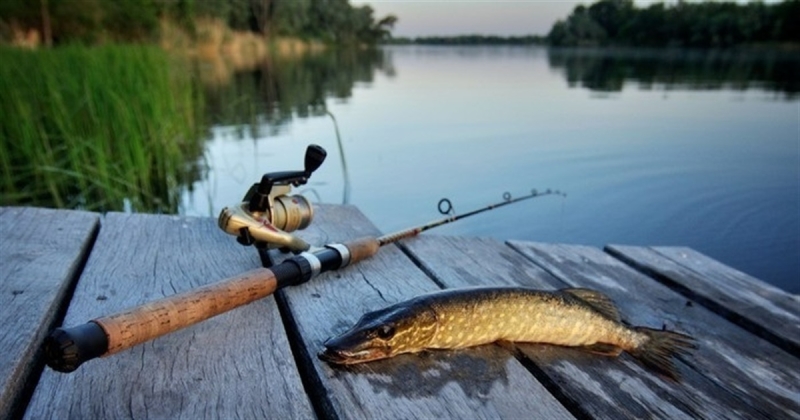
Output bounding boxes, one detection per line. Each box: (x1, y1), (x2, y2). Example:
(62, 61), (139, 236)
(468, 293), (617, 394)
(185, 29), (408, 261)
(319, 286), (695, 380)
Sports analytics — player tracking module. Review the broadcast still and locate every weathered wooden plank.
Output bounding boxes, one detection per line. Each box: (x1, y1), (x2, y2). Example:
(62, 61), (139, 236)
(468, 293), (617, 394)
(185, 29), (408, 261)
(401, 235), (770, 420)
(25, 213), (314, 419)
(277, 204), (574, 420)
(510, 241), (800, 419)
(0, 207), (99, 420)
(606, 244), (800, 356)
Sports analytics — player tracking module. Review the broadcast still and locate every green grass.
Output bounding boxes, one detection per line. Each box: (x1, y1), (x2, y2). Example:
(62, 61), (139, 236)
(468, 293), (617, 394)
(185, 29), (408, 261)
(0, 45), (205, 213)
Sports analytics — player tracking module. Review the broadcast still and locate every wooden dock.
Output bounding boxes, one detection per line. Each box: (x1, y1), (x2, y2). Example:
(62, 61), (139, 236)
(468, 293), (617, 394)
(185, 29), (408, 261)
(1, 205), (798, 419)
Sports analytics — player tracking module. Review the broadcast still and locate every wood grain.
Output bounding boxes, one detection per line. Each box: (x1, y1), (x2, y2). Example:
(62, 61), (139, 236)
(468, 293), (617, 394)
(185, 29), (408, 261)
(0, 207), (98, 420)
(510, 241), (800, 419)
(25, 213), (314, 419)
(606, 244), (800, 356)
(277, 204), (574, 420)
(401, 235), (770, 419)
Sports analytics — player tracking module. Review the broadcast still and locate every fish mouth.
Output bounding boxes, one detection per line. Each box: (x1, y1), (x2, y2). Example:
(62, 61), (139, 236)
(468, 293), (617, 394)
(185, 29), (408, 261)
(318, 347), (388, 365)
(318, 338), (391, 365)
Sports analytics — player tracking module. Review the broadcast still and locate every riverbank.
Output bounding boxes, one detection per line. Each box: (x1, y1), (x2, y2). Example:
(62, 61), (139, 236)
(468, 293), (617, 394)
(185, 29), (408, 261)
(157, 18), (328, 88)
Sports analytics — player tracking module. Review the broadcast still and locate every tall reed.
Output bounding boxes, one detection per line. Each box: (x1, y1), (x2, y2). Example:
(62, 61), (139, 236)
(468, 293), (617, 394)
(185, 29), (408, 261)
(0, 45), (205, 213)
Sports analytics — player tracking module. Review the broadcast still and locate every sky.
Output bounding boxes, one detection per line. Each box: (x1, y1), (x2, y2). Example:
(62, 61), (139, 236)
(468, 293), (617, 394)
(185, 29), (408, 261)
(351, 0), (782, 37)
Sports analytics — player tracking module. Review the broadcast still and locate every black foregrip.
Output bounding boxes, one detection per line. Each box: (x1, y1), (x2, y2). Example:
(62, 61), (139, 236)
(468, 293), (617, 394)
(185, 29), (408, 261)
(43, 321), (109, 373)
(271, 260), (304, 289)
(316, 247), (343, 272)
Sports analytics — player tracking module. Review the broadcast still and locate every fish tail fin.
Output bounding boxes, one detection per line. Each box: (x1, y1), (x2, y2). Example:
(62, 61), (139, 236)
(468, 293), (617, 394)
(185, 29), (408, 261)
(629, 327), (696, 381)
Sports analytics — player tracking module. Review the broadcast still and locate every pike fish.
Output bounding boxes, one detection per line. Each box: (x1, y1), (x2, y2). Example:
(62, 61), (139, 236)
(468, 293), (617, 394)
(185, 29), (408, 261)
(319, 287), (695, 379)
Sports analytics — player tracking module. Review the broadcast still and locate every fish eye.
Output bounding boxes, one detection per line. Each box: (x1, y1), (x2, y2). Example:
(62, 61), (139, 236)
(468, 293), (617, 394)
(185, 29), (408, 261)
(376, 325), (395, 340)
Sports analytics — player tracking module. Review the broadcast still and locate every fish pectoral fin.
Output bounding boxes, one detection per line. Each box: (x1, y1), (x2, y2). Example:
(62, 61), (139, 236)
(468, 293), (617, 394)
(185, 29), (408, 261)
(582, 342), (623, 357)
(561, 288), (621, 322)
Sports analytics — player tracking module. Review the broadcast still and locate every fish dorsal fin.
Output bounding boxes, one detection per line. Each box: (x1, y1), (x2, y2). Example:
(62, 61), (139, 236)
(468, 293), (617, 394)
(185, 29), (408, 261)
(561, 288), (621, 322)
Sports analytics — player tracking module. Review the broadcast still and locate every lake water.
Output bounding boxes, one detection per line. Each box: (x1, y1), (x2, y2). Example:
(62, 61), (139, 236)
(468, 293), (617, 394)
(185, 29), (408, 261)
(182, 46), (799, 294)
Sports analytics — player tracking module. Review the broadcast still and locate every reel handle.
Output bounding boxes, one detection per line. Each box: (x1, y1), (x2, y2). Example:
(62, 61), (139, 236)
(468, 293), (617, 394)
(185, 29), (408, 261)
(304, 144), (327, 175)
(247, 145), (326, 213)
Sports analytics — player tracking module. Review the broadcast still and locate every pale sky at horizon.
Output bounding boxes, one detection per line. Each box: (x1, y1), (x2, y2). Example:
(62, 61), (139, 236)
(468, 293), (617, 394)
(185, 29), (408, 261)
(352, 0), (782, 37)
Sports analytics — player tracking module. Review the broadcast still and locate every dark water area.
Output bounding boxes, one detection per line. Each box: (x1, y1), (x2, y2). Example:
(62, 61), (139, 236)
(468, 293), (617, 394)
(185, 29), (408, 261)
(182, 46), (799, 294)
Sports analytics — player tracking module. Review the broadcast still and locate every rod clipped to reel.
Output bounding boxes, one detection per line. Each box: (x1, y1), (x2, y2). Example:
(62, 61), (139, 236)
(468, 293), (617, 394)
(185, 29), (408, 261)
(218, 144), (327, 266)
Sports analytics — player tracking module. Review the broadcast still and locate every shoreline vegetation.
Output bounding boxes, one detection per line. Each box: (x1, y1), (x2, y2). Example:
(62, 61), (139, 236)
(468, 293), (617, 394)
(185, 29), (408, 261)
(386, 0), (799, 49)
(0, 0), (397, 49)
(0, 45), (205, 213)
(2, 0), (798, 52)
(0, 0), (398, 212)
(547, 0), (799, 48)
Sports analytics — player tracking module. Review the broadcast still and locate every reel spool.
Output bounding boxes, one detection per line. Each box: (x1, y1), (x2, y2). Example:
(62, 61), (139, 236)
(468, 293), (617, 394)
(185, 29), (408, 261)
(218, 144), (327, 266)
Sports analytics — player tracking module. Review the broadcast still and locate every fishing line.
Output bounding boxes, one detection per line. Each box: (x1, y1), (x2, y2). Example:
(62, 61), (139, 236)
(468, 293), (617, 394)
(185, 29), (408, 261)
(325, 110), (351, 205)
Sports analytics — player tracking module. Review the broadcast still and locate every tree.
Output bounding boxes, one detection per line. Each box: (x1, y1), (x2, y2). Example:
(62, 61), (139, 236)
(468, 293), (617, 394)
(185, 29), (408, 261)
(0, 0), (397, 45)
(548, 0), (800, 48)
(548, 5), (607, 46)
(588, 0), (633, 39)
(250, 0), (273, 35)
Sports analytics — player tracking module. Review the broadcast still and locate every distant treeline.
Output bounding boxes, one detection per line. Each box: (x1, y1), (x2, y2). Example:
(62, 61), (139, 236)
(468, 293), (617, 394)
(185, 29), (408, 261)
(0, 0), (397, 45)
(549, 0), (800, 48)
(386, 35), (546, 45)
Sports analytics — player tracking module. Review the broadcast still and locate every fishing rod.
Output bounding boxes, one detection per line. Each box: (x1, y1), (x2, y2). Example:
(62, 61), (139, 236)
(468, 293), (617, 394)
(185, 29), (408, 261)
(43, 189), (564, 373)
(379, 189), (565, 246)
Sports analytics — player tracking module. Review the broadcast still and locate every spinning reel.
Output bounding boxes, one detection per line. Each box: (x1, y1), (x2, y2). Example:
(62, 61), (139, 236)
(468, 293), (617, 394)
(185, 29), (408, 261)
(218, 144), (327, 266)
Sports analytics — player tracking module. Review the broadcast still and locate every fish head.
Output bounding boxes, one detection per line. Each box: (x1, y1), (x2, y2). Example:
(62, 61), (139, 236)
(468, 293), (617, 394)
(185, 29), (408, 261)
(319, 301), (437, 365)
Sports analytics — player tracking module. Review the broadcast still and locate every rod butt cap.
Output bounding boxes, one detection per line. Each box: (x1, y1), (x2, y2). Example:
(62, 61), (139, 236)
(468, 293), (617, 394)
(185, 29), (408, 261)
(43, 322), (108, 373)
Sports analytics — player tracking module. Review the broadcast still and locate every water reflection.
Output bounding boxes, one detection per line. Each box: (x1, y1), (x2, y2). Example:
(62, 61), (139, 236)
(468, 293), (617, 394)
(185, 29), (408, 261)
(201, 48), (395, 134)
(547, 48), (800, 97)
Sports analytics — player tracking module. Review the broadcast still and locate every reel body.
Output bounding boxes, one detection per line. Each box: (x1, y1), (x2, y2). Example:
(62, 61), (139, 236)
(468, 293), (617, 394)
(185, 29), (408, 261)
(218, 145), (326, 263)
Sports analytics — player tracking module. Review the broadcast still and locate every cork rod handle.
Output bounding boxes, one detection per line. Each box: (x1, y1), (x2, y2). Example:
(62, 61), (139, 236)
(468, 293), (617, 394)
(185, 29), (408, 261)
(43, 236), (384, 373)
(98, 267), (278, 354)
(44, 267), (278, 372)
(344, 237), (380, 264)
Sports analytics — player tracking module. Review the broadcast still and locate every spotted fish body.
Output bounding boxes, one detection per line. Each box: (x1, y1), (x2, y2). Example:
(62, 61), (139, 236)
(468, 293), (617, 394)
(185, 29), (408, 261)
(320, 287), (695, 379)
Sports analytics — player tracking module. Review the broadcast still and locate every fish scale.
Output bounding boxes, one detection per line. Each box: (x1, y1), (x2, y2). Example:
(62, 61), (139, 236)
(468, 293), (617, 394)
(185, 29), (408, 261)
(428, 290), (613, 348)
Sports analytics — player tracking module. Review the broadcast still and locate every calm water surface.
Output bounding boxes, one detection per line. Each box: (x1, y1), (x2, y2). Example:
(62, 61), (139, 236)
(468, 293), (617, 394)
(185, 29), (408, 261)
(182, 46), (799, 294)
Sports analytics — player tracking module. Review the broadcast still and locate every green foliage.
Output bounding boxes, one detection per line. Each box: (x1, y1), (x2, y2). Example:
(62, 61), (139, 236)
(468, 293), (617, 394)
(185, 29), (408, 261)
(0, 0), (162, 44)
(549, 5), (608, 47)
(549, 0), (800, 48)
(300, 0), (394, 43)
(588, 0), (633, 39)
(0, 46), (206, 212)
(273, 0), (311, 35)
(0, 0), (396, 45)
